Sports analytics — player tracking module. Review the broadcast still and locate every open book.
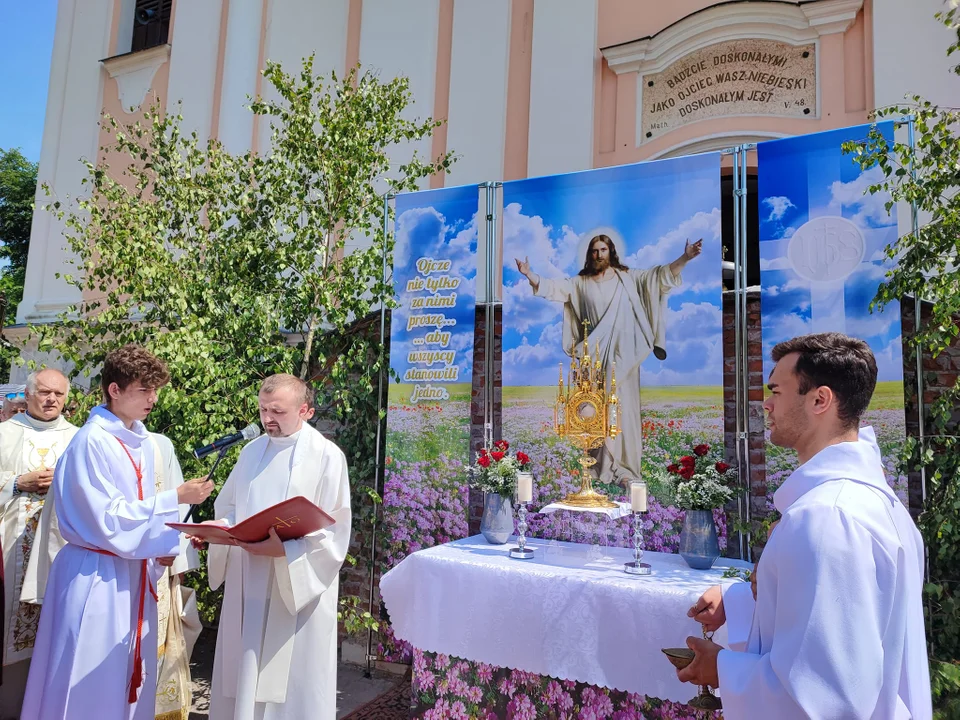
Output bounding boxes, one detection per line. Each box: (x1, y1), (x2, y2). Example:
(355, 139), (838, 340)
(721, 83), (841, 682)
(167, 495), (335, 544)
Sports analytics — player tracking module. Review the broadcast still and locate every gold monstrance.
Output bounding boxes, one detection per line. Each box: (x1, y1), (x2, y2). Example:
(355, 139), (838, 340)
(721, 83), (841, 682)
(553, 321), (620, 509)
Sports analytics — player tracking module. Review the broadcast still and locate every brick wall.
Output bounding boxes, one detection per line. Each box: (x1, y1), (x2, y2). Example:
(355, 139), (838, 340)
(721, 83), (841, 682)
(901, 297), (960, 517)
(721, 290), (768, 558)
(469, 304), (503, 534)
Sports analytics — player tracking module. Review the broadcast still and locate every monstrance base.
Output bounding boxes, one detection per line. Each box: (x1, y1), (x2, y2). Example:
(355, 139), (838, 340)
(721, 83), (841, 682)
(560, 488), (618, 509)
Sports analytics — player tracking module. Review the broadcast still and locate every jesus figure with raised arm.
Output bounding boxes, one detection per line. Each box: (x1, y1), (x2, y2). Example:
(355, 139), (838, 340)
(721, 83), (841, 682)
(515, 233), (701, 487)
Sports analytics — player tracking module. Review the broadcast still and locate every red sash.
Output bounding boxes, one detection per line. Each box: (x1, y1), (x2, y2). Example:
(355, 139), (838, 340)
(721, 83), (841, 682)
(110, 437), (157, 704)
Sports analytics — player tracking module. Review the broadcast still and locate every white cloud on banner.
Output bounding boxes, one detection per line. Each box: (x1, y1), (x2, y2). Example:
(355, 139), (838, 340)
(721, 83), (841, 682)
(643, 335), (724, 386)
(760, 255), (792, 271)
(502, 203), (579, 281)
(829, 165), (895, 228)
(874, 334), (904, 381)
(502, 280), (561, 333)
(394, 206), (478, 278)
(763, 195), (796, 222)
(626, 209), (721, 293)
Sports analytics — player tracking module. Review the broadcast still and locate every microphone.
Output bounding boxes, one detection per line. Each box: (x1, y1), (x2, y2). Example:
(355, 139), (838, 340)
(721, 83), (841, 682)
(193, 424), (261, 460)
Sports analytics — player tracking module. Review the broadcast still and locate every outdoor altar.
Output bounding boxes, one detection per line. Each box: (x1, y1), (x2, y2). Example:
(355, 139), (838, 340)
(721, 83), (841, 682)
(380, 534), (750, 718)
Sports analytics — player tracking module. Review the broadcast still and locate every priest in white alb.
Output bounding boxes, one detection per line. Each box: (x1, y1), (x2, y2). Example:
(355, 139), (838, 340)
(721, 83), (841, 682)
(0, 369), (78, 719)
(199, 373), (351, 720)
(515, 234), (701, 486)
(681, 333), (931, 719)
(20, 345), (214, 720)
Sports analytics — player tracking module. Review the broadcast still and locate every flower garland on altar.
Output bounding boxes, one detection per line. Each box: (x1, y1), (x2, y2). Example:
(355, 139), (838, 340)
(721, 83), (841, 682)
(667, 443), (736, 511)
(468, 440), (531, 498)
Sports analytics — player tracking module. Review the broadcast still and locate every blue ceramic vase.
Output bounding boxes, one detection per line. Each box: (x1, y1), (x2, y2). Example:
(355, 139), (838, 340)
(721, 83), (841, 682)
(480, 493), (514, 545)
(679, 509), (720, 569)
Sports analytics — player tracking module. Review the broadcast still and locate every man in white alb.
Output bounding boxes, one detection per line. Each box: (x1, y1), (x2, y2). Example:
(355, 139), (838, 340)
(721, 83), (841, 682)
(680, 333), (931, 719)
(515, 233), (701, 486)
(200, 373), (351, 720)
(20, 345), (213, 720)
(0, 369), (78, 719)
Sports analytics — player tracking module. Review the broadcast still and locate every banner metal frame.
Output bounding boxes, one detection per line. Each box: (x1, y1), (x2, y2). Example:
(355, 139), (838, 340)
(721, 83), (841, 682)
(366, 192), (395, 676)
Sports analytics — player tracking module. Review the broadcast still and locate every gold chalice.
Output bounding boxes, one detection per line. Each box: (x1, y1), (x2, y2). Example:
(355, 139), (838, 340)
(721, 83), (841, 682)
(36, 447), (50, 471)
(662, 626), (722, 711)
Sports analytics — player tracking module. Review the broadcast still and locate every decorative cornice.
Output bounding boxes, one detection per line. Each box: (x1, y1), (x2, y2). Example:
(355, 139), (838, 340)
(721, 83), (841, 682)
(101, 44), (171, 113)
(601, 0), (864, 75)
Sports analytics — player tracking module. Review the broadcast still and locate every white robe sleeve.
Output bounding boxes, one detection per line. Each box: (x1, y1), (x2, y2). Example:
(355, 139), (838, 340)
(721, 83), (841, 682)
(207, 464), (239, 592)
(630, 266), (682, 350)
(56, 439), (180, 559)
(534, 275), (576, 304)
(717, 505), (893, 719)
(721, 581), (755, 652)
(161, 440), (199, 576)
(273, 447), (352, 615)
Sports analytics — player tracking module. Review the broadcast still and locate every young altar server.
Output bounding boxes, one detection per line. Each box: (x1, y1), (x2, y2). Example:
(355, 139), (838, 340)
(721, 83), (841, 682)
(680, 333), (931, 720)
(201, 373), (351, 720)
(20, 345), (214, 720)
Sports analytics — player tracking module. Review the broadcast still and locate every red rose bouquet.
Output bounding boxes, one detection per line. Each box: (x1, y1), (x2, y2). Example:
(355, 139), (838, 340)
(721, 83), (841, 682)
(666, 442), (736, 510)
(469, 440), (532, 498)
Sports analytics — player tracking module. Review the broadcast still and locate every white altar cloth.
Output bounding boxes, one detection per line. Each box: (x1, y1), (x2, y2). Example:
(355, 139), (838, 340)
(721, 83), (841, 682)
(380, 535), (751, 703)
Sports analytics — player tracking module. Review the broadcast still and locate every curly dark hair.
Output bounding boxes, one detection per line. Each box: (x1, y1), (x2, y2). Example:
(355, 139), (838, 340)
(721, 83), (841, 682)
(771, 332), (877, 429)
(100, 344), (171, 395)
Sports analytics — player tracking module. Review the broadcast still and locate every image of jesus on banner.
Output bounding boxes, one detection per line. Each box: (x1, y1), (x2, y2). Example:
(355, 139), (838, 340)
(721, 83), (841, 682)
(514, 232), (702, 487)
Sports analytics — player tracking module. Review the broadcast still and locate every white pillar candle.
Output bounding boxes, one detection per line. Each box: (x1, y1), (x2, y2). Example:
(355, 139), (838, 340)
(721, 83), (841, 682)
(517, 473), (533, 503)
(631, 482), (647, 512)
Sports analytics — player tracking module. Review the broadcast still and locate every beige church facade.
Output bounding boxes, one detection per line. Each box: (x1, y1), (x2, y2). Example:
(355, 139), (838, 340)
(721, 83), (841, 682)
(9, 0), (960, 378)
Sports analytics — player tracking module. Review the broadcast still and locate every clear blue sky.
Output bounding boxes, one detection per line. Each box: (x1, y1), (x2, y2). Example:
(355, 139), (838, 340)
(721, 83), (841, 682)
(0, 0), (58, 161)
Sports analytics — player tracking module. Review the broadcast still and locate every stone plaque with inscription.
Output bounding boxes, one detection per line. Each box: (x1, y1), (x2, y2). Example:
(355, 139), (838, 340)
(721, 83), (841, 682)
(640, 38), (816, 141)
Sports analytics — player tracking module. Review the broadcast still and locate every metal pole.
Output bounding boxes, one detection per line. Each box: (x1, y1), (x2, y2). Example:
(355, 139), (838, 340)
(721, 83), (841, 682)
(365, 192), (393, 677)
(483, 182), (496, 448)
(739, 143), (754, 563)
(733, 147), (750, 560)
(906, 119), (926, 508)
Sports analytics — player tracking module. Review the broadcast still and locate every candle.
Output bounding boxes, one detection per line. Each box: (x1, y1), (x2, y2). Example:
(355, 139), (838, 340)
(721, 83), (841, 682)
(631, 481), (647, 512)
(517, 473), (533, 503)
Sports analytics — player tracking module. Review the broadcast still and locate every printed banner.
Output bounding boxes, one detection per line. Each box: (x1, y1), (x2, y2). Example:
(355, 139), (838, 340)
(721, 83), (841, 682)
(501, 153), (726, 549)
(380, 185), (479, 660)
(757, 121), (905, 500)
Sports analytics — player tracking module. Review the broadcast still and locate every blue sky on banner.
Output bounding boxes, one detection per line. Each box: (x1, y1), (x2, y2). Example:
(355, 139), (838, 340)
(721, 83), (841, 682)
(388, 185), (479, 385)
(501, 153), (723, 387)
(758, 122), (902, 382)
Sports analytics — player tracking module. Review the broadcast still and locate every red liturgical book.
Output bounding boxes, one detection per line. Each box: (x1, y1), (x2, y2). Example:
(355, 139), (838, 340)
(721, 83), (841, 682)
(167, 496), (335, 545)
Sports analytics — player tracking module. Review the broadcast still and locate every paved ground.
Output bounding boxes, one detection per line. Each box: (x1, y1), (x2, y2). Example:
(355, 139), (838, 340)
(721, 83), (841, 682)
(188, 629), (399, 719)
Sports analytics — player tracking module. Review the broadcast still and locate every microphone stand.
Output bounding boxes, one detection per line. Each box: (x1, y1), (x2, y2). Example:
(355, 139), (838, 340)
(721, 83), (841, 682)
(183, 444), (231, 523)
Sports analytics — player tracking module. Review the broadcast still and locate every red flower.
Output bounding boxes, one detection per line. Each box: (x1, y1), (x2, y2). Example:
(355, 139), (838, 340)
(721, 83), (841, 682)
(495, 439), (509, 451)
(516, 451), (530, 466)
(715, 461), (731, 473)
(680, 455), (696, 467)
(477, 455), (491, 468)
(667, 464), (681, 474)
(694, 444), (710, 457)
(491, 451), (505, 462)
(679, 467), (695, 480)
(479, 448), (489, 458)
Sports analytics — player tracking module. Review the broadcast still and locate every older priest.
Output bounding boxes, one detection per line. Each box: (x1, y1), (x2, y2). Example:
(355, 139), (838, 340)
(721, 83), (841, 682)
(0, 369), (77, 719)
(20, 346), (214, 720)
(203, 374), (351, 720)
